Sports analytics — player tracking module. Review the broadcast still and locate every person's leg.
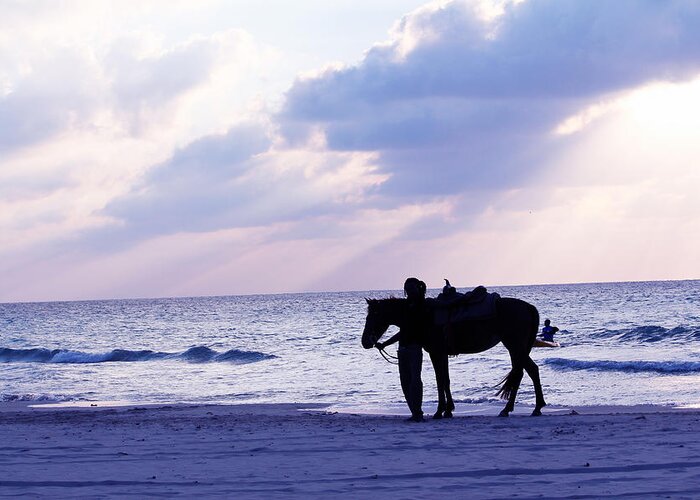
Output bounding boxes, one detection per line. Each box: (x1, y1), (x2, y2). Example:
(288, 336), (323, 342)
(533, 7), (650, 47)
(398, 346), (412, 414)
(399, 345), (423, 420)
(409, 346), (423, 419)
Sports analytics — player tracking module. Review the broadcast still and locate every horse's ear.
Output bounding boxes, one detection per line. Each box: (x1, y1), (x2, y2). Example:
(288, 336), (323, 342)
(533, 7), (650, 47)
(365, 297), (370, 304)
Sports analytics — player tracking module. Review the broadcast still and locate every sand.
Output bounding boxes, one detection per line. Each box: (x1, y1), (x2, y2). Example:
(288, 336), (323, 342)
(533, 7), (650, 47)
(1, 402), (699, 498)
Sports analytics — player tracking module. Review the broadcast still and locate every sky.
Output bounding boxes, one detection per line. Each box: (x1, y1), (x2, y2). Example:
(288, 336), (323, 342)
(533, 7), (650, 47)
(2, 0), (700, 302)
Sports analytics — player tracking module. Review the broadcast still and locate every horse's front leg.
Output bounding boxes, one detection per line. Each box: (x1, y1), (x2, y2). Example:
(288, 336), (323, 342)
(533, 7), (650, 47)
(429, 351), (446, 419)
(524, 356), (546, 416)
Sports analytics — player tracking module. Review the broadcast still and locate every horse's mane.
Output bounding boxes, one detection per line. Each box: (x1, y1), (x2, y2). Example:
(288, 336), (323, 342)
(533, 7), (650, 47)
(365, 297), (406, 316)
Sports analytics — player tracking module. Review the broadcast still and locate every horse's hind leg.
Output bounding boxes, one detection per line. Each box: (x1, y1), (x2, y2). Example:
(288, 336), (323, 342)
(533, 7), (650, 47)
(443, 357), (454, 418)
(434, 354), (454, 418)
(498, 366), (524, 417)
(524, 356), (546, 416)
(497, 348), (525, 417)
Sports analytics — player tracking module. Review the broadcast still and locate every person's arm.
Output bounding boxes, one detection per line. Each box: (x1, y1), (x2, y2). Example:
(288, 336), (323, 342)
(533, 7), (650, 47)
(376, 330), (401, 349)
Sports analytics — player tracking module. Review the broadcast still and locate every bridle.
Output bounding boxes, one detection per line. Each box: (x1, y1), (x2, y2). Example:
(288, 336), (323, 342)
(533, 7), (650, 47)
(365, 304), (399, 364)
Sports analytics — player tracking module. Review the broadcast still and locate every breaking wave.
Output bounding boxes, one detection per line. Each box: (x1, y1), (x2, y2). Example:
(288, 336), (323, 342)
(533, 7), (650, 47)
(592, 325), (700, 343)
(0, 393), (74, 402)
(0, 346), (276, 364)
(545, 357), (700, 374)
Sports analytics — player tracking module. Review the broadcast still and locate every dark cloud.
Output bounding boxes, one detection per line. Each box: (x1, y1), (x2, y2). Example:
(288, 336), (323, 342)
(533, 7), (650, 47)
(104, 123), (273, 237)
(96, 118), (387, 249)
(280, 0), (700, 196)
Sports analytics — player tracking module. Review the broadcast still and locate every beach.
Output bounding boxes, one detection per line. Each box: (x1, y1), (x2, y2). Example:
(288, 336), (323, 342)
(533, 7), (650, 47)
(1, 403), (699, 498)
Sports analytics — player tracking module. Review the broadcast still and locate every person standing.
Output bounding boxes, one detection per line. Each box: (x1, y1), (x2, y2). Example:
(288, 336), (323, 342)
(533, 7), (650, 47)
(375, 277), (429, 422)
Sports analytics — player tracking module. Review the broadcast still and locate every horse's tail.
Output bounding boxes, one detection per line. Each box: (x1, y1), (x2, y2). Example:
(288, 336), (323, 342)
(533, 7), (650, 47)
(495, 371), (517, 400)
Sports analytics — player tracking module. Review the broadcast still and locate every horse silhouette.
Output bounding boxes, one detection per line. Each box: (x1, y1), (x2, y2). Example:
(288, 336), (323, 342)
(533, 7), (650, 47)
(361, 295), (546, 417)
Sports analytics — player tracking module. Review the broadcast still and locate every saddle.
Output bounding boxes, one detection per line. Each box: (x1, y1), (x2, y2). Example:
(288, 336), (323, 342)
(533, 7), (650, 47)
(430, 285), (499, 325)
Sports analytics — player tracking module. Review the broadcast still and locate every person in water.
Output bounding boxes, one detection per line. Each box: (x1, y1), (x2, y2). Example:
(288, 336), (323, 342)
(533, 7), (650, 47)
(541, 319), (559, 342)
(375, 277), (429, 422)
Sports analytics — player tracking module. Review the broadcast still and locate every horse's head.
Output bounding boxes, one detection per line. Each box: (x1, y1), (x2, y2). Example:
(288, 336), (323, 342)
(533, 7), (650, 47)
(361, 298), (392, 349)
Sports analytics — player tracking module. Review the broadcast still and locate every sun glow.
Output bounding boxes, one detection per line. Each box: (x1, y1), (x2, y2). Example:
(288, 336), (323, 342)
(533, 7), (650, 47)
(621, 77), (700, 138)
(554, 76), (700, 137)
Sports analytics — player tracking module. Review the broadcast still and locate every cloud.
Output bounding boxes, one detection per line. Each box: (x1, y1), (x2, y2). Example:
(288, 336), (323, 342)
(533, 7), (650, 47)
(22, 0), (700, 257)
(280, 0), (700, 197)
(104, 123), (273, 236)
(100, 123), (385, 244)
(3, 0), (700, 302)
(0, 37), (213, 154)
(104, 36), (220, 133)
(0, 11), (286, 260)
(0, 45), (103, 152)
(0, 7), (251, 156)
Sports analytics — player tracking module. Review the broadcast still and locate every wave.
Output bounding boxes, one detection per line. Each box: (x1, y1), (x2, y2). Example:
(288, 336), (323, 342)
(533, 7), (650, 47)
(0, 393), (73, 402)
(452, 397), (499, 404)
(592, 325), (700, 343)
(0, 346), (276, 365)
(545, 357), (700, 374)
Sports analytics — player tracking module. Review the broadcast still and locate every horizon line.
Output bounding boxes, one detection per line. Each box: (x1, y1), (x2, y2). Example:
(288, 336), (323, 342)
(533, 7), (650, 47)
(2, 277), (698, 306)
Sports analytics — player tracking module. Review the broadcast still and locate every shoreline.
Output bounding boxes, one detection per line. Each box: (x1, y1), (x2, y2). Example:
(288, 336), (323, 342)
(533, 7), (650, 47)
(4, 398), (698, 415)
(2, 402), (699, 498)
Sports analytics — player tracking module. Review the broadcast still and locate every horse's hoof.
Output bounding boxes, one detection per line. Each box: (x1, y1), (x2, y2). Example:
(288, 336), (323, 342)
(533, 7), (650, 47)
(432, 411), (443, 420)
(443, 411), (453, 419)
(498, 410), (510, 417)
(531, 408), (543, 416)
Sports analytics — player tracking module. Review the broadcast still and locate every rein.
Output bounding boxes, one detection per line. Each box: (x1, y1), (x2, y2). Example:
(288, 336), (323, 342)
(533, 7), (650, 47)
(377, 346), (399, 365)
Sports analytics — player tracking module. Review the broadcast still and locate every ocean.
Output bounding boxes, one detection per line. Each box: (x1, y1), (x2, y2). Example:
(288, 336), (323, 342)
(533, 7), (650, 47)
(1, 280), (698, 410)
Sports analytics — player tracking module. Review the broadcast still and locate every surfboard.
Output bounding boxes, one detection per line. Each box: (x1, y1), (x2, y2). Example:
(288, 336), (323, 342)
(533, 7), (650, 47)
(533, 339), (560, 348)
